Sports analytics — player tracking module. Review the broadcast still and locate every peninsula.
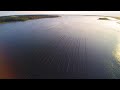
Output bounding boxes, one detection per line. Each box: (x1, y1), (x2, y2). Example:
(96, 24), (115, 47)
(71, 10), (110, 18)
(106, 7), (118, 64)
(0, 15), (60, 23)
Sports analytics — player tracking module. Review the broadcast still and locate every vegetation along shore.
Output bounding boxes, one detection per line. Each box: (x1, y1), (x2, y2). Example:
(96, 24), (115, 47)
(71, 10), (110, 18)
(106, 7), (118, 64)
(0, 15), (60, 23)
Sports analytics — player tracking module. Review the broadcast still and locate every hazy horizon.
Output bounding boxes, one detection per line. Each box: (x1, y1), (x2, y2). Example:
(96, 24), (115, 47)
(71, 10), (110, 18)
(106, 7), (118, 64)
(0, 11), (120, 16)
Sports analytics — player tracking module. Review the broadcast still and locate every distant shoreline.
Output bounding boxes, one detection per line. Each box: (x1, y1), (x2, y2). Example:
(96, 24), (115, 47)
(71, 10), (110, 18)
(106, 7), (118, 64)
(0, 15), (60, 24)
(0, 14), (120, 24)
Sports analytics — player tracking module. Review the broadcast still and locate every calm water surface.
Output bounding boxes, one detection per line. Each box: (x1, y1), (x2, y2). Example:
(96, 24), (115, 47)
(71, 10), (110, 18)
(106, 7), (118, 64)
(0, 16), (120, 79)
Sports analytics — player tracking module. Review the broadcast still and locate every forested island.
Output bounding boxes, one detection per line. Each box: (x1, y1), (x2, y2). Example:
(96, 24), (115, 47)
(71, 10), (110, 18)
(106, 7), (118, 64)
(98, 17), (110, 20)
(0, 15), (60, 23)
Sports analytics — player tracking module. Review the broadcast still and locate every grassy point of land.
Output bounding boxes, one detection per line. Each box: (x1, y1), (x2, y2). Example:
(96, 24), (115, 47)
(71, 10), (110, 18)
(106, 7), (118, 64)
(104, 16), (120, 20)
(0, 15), (60, 24)
(112, 17), (120, 20)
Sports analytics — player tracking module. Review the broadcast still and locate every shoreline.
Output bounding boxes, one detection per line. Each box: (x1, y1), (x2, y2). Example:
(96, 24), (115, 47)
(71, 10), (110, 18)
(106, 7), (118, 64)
(0, 15), (60, 24)
(0, 14), (120, 25)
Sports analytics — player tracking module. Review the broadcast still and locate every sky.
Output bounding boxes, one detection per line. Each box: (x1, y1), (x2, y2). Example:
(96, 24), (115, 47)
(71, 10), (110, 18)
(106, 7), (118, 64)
(0, 11), (120, 16)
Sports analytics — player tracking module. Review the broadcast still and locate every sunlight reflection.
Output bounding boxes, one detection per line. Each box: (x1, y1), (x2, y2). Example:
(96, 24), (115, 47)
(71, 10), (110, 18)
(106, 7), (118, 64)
(113, 42), (120, 62)
(113, 28), (120, 63)
(111, 21), (120, 63)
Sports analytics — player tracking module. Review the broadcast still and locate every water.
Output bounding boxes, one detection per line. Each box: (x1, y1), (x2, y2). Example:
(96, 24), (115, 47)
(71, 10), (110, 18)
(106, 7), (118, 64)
(0, 15), (120, 79)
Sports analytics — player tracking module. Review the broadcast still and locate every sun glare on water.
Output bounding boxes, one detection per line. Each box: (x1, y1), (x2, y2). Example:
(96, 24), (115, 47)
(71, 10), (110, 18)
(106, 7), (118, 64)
(112, 23), (120, 63)
(107, 21), (120, 63)
(113, 42), (120, 63)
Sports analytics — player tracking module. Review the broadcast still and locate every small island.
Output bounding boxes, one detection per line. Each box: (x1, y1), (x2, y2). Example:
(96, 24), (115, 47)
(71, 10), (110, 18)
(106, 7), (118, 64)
(98, 17), (110, 20)
(0, 15), (60, 24)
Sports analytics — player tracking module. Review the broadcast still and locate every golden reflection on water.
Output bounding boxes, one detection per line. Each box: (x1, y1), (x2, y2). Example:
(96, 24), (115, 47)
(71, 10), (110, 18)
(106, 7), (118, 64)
(113, 41), (120, 63)
(111, 22), (120, 63)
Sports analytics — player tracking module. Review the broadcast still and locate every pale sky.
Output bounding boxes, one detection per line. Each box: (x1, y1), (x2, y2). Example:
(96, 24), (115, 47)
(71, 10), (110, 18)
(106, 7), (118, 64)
(0, 11), (120, 16)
